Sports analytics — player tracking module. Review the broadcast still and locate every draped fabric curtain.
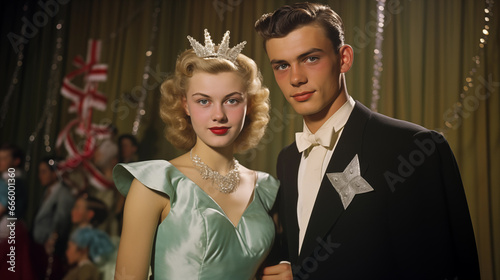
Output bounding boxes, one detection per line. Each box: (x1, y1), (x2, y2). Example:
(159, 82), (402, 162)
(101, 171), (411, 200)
(1, 0), (498, 278)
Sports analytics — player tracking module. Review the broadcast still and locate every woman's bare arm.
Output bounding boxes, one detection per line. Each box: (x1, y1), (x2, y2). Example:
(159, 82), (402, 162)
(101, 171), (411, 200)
(115, 178), (169, 279)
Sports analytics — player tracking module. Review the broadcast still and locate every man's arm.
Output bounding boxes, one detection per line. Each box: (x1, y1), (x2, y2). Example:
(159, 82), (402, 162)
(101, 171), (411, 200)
(433, 131), (480, 278)
(262, 262), (293, 280)
(260, 150), (293, 280)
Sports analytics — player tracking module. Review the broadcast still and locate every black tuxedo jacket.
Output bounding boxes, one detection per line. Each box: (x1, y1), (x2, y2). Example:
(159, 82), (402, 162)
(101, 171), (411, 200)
(273, 101), (480, 279)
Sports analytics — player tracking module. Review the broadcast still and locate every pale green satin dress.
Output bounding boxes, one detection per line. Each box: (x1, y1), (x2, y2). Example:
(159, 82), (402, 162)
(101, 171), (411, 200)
(113, 160), (279, 280)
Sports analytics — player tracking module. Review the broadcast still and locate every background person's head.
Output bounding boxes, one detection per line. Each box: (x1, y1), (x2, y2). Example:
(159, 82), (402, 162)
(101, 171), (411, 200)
(118, 134), (139, 163)
(71, 193), (108, 228)
(66, 227), (114, 265)
(38, 156), (59, 187)
(0, 143), (25, 172)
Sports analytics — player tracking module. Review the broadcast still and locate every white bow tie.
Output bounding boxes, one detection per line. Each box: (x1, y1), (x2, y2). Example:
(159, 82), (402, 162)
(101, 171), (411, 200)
(295, 131), (330, 153)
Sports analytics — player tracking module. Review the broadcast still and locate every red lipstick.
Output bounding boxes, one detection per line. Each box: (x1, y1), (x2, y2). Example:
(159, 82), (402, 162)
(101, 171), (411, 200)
(209, 127), (229, 135)
(292, 91), (314, 102)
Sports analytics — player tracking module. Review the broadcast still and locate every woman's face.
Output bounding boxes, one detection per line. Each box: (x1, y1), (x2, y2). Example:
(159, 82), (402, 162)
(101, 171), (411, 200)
(183, 71), (247, 149)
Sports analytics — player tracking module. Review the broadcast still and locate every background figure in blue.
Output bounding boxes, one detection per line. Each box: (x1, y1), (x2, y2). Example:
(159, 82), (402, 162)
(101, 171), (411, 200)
(0, 143), (28, 220)
(63, 227), (114, 280)
(31, 156), (75, 280)
(0, 143), (33, 280)
(256, 3), (480, 279)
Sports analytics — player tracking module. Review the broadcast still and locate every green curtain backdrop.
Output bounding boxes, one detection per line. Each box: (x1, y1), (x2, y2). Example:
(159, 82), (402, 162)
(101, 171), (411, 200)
(1, 0), (498, 278)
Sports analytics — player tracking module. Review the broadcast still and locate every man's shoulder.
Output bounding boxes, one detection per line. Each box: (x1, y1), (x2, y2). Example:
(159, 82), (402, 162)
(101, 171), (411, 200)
(352, 102), (452, 159)
(278, 141), (298, 158)
(354, 101), (430, 137)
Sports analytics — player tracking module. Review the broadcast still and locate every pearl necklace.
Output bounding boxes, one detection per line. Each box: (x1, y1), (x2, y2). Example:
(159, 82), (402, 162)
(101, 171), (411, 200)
(190, 149), (240, 194)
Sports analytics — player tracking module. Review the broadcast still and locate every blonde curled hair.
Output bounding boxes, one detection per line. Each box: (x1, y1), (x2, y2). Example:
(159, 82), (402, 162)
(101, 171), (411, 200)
(160, 49), (270, 153)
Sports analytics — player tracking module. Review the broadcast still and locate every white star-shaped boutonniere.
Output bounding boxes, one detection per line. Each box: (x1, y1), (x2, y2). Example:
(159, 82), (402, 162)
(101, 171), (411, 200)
(326, 154), (374, 209)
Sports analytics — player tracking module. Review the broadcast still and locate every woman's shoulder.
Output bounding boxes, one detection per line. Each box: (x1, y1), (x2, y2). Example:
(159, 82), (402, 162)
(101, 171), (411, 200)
(115, 159), (172, 170)
(237, 164), (279, 188)
(255, 170), (279, 212)
(240, 166), (279, 212)
(113, 160), (183, 198)
(255, 171), (279, 187)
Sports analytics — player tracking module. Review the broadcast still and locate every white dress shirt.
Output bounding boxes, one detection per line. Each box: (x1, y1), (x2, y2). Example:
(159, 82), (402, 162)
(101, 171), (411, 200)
(295, 96), (355, 253)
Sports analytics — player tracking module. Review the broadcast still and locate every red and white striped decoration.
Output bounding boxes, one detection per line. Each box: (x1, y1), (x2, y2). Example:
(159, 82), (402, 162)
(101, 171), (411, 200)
(56, 39), (114, 190)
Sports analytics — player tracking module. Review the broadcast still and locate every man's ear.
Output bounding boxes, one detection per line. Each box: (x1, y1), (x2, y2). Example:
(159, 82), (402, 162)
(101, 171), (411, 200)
(339, 45), (354, 74)
(182, 96), (190, 116)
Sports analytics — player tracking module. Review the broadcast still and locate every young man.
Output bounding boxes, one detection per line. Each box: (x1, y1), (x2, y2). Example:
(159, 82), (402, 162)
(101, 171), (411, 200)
(255, 3), (480, 279)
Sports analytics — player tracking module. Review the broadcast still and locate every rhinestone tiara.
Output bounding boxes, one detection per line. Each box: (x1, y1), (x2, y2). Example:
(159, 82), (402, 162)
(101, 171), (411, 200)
(187, 29), (247, 63)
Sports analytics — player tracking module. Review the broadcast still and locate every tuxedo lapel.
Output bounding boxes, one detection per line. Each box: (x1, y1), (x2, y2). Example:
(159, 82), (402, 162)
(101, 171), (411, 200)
(299, 102), (371, 262)
(281, 144), (302, 263)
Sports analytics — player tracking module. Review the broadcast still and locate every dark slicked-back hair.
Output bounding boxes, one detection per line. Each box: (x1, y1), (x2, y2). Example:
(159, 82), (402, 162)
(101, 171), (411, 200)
(255, 2), (345, 52)
(0, 143), (25, 168)
(77, 192), (109, 228)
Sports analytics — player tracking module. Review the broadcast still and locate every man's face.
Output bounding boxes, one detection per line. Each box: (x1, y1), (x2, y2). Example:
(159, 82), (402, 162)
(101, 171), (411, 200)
(38, 162), (57, 187)
(266, 24), (351, 123)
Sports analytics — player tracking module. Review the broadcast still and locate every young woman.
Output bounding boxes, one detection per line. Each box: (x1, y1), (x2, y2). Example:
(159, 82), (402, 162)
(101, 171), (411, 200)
(113, 30), (278, 279)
